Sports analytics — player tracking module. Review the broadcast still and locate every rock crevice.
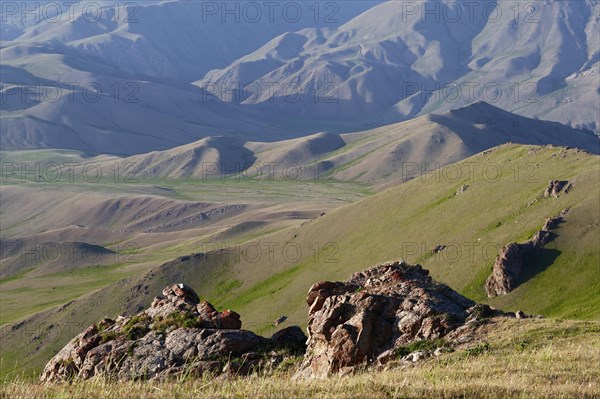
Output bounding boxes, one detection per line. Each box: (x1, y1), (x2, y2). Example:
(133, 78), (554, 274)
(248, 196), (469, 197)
(544, 180), (573, 198)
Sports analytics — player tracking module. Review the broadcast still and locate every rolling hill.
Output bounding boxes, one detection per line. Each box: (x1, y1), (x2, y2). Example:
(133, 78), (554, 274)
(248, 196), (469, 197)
(1, 0), (599, 393)
(1, 103), (597, 330)
(52, 101), (600, 185)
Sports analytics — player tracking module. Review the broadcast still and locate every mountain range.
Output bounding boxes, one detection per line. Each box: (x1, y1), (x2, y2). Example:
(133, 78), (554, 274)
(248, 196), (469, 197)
(203, 0), (600, 129)
(1, 0), (599, 155)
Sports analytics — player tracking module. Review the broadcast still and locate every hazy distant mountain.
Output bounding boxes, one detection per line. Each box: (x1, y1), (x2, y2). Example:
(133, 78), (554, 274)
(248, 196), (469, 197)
(1, 0), (598, 155)
(0, 48), (280, 155)
(0, 1), (380, 154)
(2, 0), (379, 80)
(202, 0), (600, 131)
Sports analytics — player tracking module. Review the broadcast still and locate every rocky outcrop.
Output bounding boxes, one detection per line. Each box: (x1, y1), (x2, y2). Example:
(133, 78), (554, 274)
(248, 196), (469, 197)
(485, 211), (567, 297)
(432, 244), (447, 254)
(41, 283), (305, 382)
(295, 261), (485, 379)
(544, 180), (573, 197)
(456, 185), (469, 195)
(484, 242), (531, 297)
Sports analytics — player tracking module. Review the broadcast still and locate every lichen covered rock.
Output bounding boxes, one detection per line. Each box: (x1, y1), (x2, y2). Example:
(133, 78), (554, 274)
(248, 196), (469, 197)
(295, 261), (477, 379)
(41, 283), (297, 382)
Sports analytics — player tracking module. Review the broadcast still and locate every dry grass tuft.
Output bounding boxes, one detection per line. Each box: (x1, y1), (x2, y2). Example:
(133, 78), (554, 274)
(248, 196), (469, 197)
(2, 318), (599, 398)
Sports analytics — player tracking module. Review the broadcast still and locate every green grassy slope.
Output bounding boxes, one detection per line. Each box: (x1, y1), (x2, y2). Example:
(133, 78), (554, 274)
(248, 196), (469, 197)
(207, 144), (600, 328)
(489, 199), (600, 319)
(0, 163), (370, 326)
(0, 254), (229, 380)
(1, 144), (598, 379)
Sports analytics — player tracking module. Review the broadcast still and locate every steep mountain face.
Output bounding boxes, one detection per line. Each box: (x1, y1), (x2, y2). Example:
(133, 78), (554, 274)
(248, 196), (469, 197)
(199, 0), (487, 114)
(202, 0), (600, 130)
(2, 1), (598, 154)
(0, 1), (380, 154)
(3, 0), (379, 81)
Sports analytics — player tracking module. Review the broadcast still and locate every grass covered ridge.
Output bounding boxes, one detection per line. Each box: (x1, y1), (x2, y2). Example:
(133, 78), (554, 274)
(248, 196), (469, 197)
(210, 144), (600, 327)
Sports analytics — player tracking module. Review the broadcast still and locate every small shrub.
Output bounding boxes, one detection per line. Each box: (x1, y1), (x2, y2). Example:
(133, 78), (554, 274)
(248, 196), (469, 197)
(516, 340), (530, 351)
(181, 317), (202, 329)
(100, 331), (118, 343)
(122, 314), (151, 340)
(127, 315), (151, 326)
(152, 312), (202, 333)
(124, 324), (149, 340)
(464, 342), (491, 357)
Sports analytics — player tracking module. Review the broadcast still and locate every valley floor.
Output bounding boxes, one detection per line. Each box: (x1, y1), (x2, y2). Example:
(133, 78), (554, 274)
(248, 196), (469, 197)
(2, 318), (598, 399)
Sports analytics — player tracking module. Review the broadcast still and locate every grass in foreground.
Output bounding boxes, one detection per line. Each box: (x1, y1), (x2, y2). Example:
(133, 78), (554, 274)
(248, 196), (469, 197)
(2, 318), (599, 399)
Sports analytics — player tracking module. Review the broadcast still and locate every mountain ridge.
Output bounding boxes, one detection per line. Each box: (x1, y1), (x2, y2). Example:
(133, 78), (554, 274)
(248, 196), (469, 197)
(203, 0), (600, 131)
(83, 102), (600, 185)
